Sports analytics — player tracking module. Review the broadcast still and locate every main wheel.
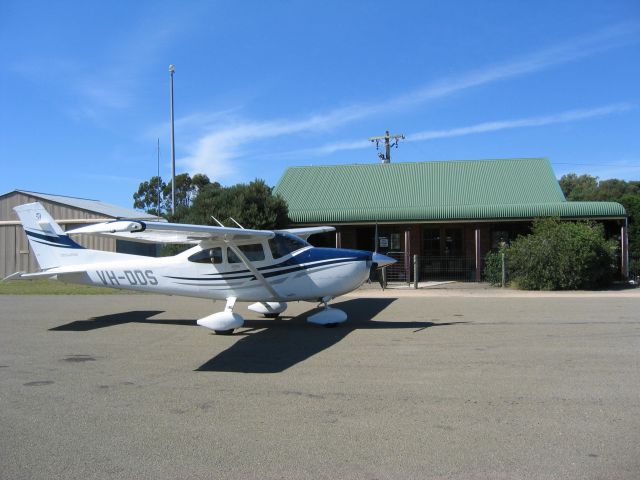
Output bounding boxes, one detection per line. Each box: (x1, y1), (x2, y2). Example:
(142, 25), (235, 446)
(214, 329), (235, 335)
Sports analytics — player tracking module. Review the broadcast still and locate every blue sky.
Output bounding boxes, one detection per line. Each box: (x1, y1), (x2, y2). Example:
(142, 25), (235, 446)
(2, 0), (639, 208)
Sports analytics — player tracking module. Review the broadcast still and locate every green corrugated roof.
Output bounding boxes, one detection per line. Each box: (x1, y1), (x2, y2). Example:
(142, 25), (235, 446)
(273, 158), (626, 224)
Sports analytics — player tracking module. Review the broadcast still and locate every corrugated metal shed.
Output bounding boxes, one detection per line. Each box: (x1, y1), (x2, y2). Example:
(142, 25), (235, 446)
(273, 158), (626, 224)
(10, 190), (160, 220)
(1, 190), (162, 277)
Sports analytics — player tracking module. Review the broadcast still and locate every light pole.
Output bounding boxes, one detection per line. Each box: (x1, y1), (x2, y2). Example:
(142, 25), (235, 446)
(169, 64), (176, 215)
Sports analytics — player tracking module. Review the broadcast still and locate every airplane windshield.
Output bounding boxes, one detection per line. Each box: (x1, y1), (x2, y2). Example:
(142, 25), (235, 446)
(269, 233), (309, 259)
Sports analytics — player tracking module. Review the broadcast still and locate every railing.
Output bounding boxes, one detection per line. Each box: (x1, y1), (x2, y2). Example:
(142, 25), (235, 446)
(381, 254), (478, 286)
(419, 255), (476, 282)
(384, 252), (409, 282)
(380, 252), (637, 287)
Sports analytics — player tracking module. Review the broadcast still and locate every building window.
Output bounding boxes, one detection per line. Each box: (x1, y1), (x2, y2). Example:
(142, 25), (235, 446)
(444, 228), (463, 256)
(422, 227), (463, 257)
(390, 233), (401, 251)
(423, 228), (440, 256)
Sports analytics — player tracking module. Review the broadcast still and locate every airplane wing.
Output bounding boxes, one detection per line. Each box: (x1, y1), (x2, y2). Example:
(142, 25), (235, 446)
(66, 220), (275, 245)
(277, 226), (335, 240)
(67, 219), (286, 300)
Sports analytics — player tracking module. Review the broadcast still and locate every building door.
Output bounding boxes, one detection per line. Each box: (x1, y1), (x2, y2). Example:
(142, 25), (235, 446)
(421, 226), (470, 280)
(376, 227), (408, 282)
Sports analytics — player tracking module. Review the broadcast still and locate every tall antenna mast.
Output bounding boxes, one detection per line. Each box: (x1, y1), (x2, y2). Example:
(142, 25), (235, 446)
(368, 130), (405, 163)
(156, 138), (161, 216)
(169, 64), (176, 214)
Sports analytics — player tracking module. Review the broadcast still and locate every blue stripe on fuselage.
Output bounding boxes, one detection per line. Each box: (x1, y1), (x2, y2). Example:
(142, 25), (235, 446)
(165, 247), (371, 283)
(25, 229), (83, 249)
(288, 247), (371, 265)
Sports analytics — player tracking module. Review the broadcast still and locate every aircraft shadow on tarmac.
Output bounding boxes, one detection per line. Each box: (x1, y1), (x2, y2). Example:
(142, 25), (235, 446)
(50, 310), (193, 331)
(50, 298), (467, 373)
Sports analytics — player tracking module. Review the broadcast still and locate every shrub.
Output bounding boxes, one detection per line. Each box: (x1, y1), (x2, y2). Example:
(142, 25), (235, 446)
(483, 246), (507, 286)
(507, 218), (616, 290)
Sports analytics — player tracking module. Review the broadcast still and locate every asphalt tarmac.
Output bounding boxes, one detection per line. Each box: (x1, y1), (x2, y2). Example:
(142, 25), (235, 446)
(1, 290), (639, 479)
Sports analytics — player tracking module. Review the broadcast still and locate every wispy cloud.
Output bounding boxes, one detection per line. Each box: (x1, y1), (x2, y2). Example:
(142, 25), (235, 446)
(178, 109), (364, 178)
(385, 22), (639, 110)
(176, 23), (638, 180)
(277, 103), (635, 159)
(408, 103), (635, 142)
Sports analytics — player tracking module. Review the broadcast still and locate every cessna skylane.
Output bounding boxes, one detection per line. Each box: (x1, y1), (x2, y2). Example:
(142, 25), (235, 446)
(6, 202), (395, 334)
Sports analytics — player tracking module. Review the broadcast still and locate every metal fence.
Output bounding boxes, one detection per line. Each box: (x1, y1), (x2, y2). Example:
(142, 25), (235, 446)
(381, 253), (478, 285)
(419, 255), (476, 282)
(379, 252), (638, 287)
(384, 252), (409, 283)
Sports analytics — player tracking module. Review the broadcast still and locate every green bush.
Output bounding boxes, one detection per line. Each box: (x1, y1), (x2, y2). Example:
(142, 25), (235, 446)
(630, 257), (639, 281)
(507, 218), (616, 290)
(483, 246), (507, 286)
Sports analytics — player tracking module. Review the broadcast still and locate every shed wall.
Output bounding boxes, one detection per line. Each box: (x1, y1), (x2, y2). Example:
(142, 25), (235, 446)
(1, 192), (118, 276)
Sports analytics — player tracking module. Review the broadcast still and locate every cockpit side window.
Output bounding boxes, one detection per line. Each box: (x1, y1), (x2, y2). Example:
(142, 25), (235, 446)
(269, 233), (309, 259)
(227, 243), (266, 263)
(188, 247), (223, 264)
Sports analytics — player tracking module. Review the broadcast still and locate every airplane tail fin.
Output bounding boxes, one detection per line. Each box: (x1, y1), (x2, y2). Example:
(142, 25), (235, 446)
(14, 202), (85, 270)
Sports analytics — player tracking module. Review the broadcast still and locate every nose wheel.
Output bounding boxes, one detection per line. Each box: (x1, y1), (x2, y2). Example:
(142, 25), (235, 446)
(248, 301), (288, 319)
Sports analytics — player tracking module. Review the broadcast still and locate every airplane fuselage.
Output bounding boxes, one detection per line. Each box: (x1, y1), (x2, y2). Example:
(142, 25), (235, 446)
(60, 246), (373, 303)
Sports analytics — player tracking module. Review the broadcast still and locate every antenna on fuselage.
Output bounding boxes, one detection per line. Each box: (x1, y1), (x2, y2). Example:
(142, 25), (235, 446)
(211, 216), (225, 227)
(229, 218), (245, 229)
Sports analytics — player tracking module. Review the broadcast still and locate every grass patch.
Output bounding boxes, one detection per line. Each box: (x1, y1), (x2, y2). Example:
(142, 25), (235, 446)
(0, 279), (136, 295)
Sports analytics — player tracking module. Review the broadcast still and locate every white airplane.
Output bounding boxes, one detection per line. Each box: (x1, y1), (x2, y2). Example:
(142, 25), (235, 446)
(6, 202), (395, 334)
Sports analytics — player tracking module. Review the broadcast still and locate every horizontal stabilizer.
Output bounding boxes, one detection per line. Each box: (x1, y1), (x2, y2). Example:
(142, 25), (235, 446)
(2, 271), (29, 282)
(3, 266), (90, 281)
(3, 271), (58, 281)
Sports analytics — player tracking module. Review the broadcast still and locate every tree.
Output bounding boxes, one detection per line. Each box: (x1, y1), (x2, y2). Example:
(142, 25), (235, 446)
(133, 173), (216, 216)
(559, 173), (598, 200)
(596, 179), (639, 200)
(163, 173), (215, 210)
(133, 176), (166, 216)
(619, 194), (640, 276)
(185, 179), (288, 229)
(192, 173), (212, 191)
(559, 173), (640, 277)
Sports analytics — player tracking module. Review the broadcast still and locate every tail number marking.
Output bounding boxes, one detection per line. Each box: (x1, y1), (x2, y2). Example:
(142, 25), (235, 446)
(96, 270), (158, 286)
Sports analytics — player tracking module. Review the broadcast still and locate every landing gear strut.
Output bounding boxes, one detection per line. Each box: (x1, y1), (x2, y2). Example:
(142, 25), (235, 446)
(196, 297), (244, 334)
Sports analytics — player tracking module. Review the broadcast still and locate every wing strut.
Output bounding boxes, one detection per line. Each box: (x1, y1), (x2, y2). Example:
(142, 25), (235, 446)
(226, 243), (281, 301)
